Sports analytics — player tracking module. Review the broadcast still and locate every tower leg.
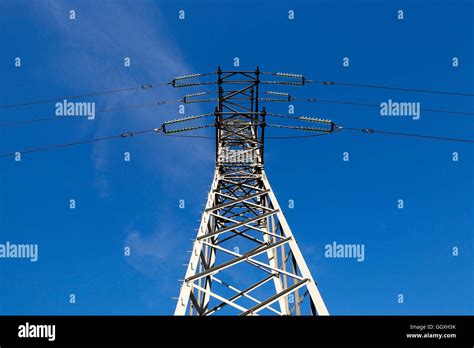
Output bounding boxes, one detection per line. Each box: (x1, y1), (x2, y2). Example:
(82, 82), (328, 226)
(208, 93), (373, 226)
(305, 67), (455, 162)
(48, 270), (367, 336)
(175, 170), (329, 316)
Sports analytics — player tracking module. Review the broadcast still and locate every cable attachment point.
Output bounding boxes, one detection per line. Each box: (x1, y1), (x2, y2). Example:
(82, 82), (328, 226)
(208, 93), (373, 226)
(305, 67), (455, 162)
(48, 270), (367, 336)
(362, 128), (375, 134)
(141, 84), (153, 89)
(121, 132), (134, 138)
(322, 81), (335, 86)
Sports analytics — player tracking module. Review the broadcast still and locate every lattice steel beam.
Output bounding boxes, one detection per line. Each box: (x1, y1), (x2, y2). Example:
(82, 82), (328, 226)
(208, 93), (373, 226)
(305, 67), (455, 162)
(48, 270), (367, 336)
(174, 67), (329, 316)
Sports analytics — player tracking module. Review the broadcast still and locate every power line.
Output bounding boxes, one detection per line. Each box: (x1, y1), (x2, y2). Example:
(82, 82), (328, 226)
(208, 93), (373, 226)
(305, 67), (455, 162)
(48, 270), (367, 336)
(0, 127), (161, 158)
(267, 125), (474, 143)
(0, 121), (332, 158)
(266, 113), (327, 122)
(3, 121), (472, 159)
(0, 82), (168, 110)
(267, 123), (333, 133)
(266, 132), (333, 140)
(0, 125), (218, 158)
(183, 91), (474, 117)
(3, 117), (472, 159)
(265, 116), (474, 143)
(307, 80), (474, 97)
(290, 97), (474, 116)
(265, 112), (474, 143)
(0, 116), (58, 127)
(0, 101), (168, 128)
(340, 126), (474, 143)
(159, 131), (328, 140)
(164, 134), (214, 139)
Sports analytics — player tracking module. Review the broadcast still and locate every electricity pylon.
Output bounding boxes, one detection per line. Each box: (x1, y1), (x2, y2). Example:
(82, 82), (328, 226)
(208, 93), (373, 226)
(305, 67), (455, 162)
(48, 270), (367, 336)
(169, 67), (331, 316)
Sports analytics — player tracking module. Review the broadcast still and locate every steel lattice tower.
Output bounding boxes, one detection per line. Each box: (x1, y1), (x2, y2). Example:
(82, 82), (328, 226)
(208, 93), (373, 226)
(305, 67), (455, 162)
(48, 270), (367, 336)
(171, 67), (329, 316)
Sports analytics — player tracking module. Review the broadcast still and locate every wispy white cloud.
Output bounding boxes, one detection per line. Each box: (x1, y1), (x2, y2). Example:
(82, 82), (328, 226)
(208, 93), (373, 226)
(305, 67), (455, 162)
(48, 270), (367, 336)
(125, 224), (180, 278)
(35, 0), (213, 196)
(123, 215), (192, 308)
(32, 1), (214, 301)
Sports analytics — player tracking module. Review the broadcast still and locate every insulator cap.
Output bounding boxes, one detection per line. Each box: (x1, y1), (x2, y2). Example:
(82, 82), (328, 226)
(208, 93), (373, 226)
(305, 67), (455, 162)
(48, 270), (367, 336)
(164, 113), (212, 125)
(267, 91), (290, 96)
(259, 98), (289, 103)
(173, 82), (203, 88)
(184, 92), (208, 98)
(275, 72), (304, 79)
(298, 116), (332, 124)
(174, 73), (202, 81)
(183, 99), (215, 104)
(263, 81), (304, 86)
(165, 124), (213, 134)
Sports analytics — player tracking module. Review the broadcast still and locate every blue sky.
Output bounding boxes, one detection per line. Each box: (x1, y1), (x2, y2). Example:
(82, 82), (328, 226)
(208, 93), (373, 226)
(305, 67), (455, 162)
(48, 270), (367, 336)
(0, 0), (472, 315)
